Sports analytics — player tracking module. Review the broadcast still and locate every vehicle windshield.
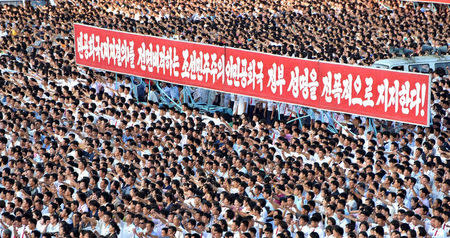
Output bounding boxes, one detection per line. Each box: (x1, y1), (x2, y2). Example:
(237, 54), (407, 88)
(409, 64), (430, 73)
(372, 64), (389, 69)
(435, 62), (450, 75)
(391, 65), (405, 71)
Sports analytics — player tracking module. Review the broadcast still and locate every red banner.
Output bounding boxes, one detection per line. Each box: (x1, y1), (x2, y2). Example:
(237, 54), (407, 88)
(74, 24), (431, 126)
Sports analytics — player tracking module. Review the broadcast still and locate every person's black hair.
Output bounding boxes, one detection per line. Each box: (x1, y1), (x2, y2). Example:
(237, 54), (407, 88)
(417, 226), (426, 237)
(77, 192), (87, 202)
(374, 226), (384, 236)
(309, 232), (319, 238)
(3, 229), (12, 238)
(111, 221), (120, 233)
(294, 231), (304, 238)
(358, 231), (368, 238)
(224, 232), (234, 238)
(333, 225), (344, 236)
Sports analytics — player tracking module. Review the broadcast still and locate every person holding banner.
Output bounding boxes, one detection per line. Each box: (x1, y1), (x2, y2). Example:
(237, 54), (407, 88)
(233, 95), (248, 116)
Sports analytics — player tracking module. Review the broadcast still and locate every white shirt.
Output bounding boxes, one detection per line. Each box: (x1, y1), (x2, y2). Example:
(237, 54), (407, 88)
(148, 90), (159, 103)
(184, 197), (196, 207)
(248, 97), (257, 106)
(36, 220), (47, 234)
(46, 222), (60, 233)
(308, 226), (325, 238)
(119, 222), (135, 238)
(96, 220), (111, 236)
(429, 227), (446, 238)
(175, 229), (185, 238)
(78, 203), (89, 213)
(17, 225), (29, 238)
(233, 96), (248, 115)
(77, 169), (90, 181)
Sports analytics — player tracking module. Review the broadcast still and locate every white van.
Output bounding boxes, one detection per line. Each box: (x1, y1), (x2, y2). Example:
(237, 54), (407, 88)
(372, 55), (450, 74)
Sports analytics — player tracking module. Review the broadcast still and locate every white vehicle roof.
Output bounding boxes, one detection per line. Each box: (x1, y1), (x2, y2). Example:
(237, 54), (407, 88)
(373, 55), (450, 67)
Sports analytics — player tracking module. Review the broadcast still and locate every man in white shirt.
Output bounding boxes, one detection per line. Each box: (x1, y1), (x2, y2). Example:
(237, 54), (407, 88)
(0, 25), (7, 38)
(170, 85), (180, 102)
(45, 215), (60, 234)
(220, 93), (231, 108)
(147, 85), (159, 103)
(428, 216), (446, 238)
(95, 212), (112, 237)
(308, 216), (325, 238)
(119, 213), (136, 238)
(233, 95), (248, 116)
(193, 88), (208, 104)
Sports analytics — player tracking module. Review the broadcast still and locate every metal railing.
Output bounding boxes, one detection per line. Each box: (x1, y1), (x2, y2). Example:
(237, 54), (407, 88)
(120, 73), (379, 134)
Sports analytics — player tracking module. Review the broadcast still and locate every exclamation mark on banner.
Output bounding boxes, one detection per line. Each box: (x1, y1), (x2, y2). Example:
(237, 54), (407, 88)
(420, 83), (426, 117)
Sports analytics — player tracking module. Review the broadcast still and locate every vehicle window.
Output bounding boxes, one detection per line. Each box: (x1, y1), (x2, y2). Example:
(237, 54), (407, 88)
(435, 62), (450, 75)
(408, 64), (430, 73)
(391, 65), (404, 71)
(372, 64), (389, 69)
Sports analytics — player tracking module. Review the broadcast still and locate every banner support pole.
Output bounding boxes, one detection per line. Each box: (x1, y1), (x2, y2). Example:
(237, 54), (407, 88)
(327, 112), (338, 134)
(368, 118), (377, 135)
(155, 82), (183, 111)
(115, 73), (118, 91)
(277, 103), (281, 121)
(286, 114), (310, 125)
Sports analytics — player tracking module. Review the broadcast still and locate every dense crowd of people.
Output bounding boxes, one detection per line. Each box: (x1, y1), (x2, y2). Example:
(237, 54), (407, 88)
(0, 0), (449, 238)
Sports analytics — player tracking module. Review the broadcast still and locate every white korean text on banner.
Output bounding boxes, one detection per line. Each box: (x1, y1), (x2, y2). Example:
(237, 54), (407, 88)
(74, 24), (431, 126)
